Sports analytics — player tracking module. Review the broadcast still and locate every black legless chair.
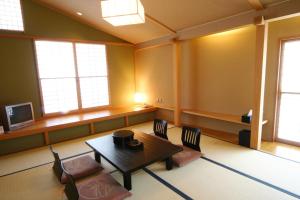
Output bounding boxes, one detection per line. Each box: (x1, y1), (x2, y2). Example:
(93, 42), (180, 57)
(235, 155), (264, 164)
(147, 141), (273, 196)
(172, 126), (203, 167)
(50, 146), (102, 184)
(61, 161), (131, 200)
(153, 119), (168, 140)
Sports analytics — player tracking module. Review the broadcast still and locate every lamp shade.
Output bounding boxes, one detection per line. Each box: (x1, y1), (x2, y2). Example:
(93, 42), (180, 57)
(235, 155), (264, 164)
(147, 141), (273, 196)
(101, 0), (145, 26)
(134, 92), (146, 104)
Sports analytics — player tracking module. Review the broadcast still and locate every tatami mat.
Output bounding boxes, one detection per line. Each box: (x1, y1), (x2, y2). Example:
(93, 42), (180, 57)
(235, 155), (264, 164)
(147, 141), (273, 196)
(1, 121), (300, 200)
(0, 121), (161, 176)
(147, 160), (297, 200)
(0, 163), (182, 200)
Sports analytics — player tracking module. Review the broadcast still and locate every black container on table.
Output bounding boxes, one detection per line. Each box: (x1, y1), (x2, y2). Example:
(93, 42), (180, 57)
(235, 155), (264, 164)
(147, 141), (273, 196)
(112, 130), (134, 148)
(239, 129), (251, 148)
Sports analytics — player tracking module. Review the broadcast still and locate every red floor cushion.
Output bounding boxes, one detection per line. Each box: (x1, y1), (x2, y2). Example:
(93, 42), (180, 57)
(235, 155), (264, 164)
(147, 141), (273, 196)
(61, 155), (102, 184)
(77, 173), (132, 200)
(172, 145), (203, 167)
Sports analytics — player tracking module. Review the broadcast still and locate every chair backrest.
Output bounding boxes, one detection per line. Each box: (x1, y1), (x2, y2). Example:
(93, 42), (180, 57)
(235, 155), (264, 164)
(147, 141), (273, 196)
(49, 146), (64, 182)
(61, 161), (80, 200)
(153, 119), (168, 140)
(181, 126), (201, 152)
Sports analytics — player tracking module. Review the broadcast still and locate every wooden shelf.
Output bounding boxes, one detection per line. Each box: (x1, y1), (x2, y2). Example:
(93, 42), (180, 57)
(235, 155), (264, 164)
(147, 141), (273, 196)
(182, 109), (268, 126)
(0, 106), (157, 142)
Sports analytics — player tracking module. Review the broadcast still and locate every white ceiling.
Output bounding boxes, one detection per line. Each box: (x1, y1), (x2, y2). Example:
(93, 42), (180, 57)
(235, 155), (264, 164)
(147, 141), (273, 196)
(36, 0), (286, 44)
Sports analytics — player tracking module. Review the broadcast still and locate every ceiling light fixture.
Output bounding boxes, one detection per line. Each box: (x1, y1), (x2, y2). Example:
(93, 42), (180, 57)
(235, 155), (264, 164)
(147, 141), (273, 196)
(100, 0), (145, 26)
(76, 12), (83, 16)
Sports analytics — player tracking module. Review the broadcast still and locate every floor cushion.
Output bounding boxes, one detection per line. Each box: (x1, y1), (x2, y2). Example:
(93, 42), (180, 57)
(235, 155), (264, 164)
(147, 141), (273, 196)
(77, 173), (132, 200)
(61, 155), (102, 184)
(172, 145), (203, 167)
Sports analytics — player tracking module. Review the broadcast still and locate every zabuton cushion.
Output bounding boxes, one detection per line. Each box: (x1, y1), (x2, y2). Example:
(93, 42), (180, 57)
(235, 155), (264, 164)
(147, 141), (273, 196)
(61, 155), (102, 184)
(172, 145), (203, 167)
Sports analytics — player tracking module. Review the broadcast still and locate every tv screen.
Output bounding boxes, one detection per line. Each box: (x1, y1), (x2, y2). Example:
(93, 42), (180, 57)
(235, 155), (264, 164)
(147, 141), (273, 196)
(7, 104), (33, 125)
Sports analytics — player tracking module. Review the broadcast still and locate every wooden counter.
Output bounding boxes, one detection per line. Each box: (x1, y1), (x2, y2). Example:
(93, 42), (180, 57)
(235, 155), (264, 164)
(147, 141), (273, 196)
(0, 106), (157, 144)
(182, 109), (268, 127)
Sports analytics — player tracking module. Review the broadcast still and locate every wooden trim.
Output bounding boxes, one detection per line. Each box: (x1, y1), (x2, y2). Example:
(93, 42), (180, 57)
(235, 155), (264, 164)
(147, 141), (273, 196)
(275, 138), (300, 148)
(89, 123), (95, 134)
(280, 35), (300, 42)
(250, 22), (268, 150)
(44, 131), (49, 145)
(0, 106), (158, 142)
(173, 40), (181, 126)
(0, 33), (132, 47)
(73, 43), (83, 109)
(154, 105), (174, 111)
(274, 38), (300, 144)
(124, 116), (129, 126)
(272, 39), (283, 142)
(135, 41), (173, 51)
(248, 0), (264, 10)
(145, 13), (176, 35)
(135, 0), (300, 49)
(182, 109), (268, 126)
(105, 45), (113, 107)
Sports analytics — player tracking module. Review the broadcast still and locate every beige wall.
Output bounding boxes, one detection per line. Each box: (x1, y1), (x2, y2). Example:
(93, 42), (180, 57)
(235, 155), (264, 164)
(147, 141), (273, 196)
(134, 16), (300, 140)
(135, 44), (174, 107)
(135, 25), (257, 135)
(264, 16), (300, 140)
(181, 26), (256, 114)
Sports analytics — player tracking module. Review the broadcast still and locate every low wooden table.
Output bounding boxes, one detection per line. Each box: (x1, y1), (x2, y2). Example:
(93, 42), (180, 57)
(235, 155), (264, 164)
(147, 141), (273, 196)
(86, 131), (182, 190)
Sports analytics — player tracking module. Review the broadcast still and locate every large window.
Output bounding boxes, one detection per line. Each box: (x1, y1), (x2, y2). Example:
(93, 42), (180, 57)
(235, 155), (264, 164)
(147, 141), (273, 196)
(0, 0), (24, 31)
(35, 41), (109, 114)
(277, 39), (300, 143)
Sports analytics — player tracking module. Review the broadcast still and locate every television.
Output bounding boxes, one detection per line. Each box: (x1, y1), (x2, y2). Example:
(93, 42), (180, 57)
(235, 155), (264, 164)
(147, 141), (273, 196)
(1, 102), (35, 132)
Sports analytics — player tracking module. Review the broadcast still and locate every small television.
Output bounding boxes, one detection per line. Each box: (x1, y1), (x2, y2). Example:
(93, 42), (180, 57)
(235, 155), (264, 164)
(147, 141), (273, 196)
(1, 102), (35, 132)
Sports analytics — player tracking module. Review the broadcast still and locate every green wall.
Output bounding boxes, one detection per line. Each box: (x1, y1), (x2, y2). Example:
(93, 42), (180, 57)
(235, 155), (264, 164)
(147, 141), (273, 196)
(0, 0), (137, 154)
(0, 0), (135, 118)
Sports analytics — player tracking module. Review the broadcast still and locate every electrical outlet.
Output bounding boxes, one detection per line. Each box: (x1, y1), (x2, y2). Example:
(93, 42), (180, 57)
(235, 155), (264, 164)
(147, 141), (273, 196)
(156, 98), (160, 103)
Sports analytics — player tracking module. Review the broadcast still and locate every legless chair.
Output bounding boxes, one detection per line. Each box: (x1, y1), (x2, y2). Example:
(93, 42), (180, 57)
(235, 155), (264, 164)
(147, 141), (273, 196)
(61, 162), (131, 200)
(172, 126), (203, 167)
(50, 146), (102, 184)
(153, 119), (168, 140)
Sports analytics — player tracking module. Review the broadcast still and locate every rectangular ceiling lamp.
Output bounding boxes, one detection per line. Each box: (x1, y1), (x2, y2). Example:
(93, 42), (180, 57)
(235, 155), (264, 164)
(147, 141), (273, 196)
(101, 0), (145, 26)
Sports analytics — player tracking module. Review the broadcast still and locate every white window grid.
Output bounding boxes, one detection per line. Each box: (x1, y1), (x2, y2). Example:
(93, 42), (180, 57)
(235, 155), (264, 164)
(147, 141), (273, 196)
(0, 0), (24, 31)
(35, 40), (110, 114)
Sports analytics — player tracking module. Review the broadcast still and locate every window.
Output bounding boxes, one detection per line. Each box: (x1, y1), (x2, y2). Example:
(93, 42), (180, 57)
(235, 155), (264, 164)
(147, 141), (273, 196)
(0, 0), (24, 31)
(35, 41), (109, 114)
(277, 40), (300, 143)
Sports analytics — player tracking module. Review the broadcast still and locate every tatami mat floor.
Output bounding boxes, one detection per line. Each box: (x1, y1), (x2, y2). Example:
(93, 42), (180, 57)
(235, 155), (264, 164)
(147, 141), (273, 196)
(0, 121), (299, 200)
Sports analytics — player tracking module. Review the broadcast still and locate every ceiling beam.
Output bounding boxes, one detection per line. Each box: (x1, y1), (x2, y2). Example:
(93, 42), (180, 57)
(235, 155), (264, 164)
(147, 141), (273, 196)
(136, 0), (300, 49)
(248, 0), (264, 10)
(145, 14), (177, 35)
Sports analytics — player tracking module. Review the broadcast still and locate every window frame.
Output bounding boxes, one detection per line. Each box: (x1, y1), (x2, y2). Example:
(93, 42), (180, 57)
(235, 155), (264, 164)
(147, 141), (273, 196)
(0, 0), (25, 33)
(34, 39), (111, 117)
(275, 38), (300, 146)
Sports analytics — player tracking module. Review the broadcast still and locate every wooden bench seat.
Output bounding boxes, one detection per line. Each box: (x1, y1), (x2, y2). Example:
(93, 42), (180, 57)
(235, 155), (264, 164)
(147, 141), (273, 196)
(0, 106), (157, 145)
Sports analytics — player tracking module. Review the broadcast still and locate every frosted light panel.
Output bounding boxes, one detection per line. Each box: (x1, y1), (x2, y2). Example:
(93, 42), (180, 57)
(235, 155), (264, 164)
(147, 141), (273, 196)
(80, 77), (109, 108)
(41, 79), (78, 114)
(101, 0), (145, 26)
(75, 44), (107, 76)
(0, 0), (24, 31)
(281, 41), (300, 93)
(35, 41), (76, 78)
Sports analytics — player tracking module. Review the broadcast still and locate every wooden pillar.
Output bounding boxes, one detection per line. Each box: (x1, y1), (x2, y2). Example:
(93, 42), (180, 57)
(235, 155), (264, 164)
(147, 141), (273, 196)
(173, 40), (181, 126)
(251, 19), (268, 149)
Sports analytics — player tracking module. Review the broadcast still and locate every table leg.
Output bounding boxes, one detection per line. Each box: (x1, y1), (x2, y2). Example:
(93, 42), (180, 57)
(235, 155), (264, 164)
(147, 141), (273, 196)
(94, 152), (101, 163)
(165, 157), (173, 170)
(123, 172), (132, 190)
